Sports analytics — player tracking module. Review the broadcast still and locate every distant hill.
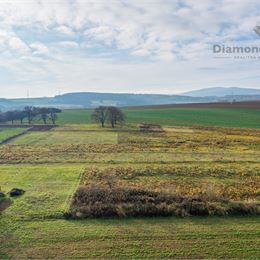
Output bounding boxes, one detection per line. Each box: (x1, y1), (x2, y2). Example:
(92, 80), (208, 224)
(0, 92), (211, 110)
(182, 87), (260, 97)
(52, 92), (212, 108)
(1, 89), (260, 110)
(0, 97), (54, 111)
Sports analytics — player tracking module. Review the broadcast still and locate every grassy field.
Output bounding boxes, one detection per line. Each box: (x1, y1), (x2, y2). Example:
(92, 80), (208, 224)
(124, 108), (260, 128)
(0, 165), (82, 220)
(1, 215), (259, 259)
(4, 107), (260, 128)
(0, 128), (27, 143)
(58, 109), (92, 125)
(11, 131), (118, 145)
(56, 108), (260, 128)
(0, 125), (260, 258)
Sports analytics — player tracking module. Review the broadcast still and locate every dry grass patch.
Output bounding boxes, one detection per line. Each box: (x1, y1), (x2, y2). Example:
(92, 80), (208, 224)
(66, 185), (259, 218)
(67, 164), (260, 218)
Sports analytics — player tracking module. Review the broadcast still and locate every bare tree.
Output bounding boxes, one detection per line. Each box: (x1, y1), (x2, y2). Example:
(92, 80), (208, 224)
(38, 107), (49, 124)
(107, 106), (125, 128)
(24, 106), (37, 124)
(49, 108), (61, 125)
(0, 112), (4, 123)
(5, 110), (20, 124)
(91, 106), (108, 127)
(17, 111), (27, 124)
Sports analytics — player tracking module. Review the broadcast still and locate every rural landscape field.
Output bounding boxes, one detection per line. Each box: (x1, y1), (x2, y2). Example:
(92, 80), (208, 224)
(59, 105), (260, 128)
(0, 105), (260, 259)
(1, 0), (260, 258)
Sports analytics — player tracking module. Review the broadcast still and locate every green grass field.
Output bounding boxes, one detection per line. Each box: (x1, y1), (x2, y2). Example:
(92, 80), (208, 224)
(5, 107), (260, 128)
(1, 124), (260, 258)
(58, 109), (92, 124)
(124, 108), (260, 128)
(0, 165), (82, 219)
(0, 128), (27, 143)
(57, 108), (260, 128)
(1, 215), (259, 259)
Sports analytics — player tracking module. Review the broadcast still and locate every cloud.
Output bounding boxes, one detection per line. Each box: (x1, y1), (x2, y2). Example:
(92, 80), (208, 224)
(1, 0), (260, 59)
(84, 26), (117, 45)
(0, 30), (29, 54)
(0, 0), (260, 97)
(131, 49), (151, 57)
(30, 42), (49, 56)
(54, 25), (75, 36)
(57, 41), (79, 48)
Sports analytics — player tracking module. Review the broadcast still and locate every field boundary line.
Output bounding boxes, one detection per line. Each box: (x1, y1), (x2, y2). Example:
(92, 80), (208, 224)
(63, 166), (85, 214)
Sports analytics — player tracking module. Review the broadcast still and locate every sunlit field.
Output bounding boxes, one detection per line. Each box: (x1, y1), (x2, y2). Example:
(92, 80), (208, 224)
(0, 123), (259, 258)
(1, 0), (260, 258)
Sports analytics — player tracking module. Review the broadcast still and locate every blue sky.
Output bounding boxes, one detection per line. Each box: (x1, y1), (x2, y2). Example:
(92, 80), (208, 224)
(0, 0), (260, 98)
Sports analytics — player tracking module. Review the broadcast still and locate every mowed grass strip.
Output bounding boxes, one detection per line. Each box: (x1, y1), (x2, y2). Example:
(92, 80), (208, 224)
(0, 128), (27, 143)
(11, 131), (118, 145)
(0, 165), (82, 219)
(1, 217), (259, 259)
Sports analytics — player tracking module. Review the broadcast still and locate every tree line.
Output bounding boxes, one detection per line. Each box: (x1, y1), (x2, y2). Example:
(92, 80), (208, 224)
(92, 106), (125, 128)
(0, 106), (61, 125)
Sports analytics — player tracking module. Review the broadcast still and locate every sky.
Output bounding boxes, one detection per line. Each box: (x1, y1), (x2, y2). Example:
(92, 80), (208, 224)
(0, 0), (260, 98)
